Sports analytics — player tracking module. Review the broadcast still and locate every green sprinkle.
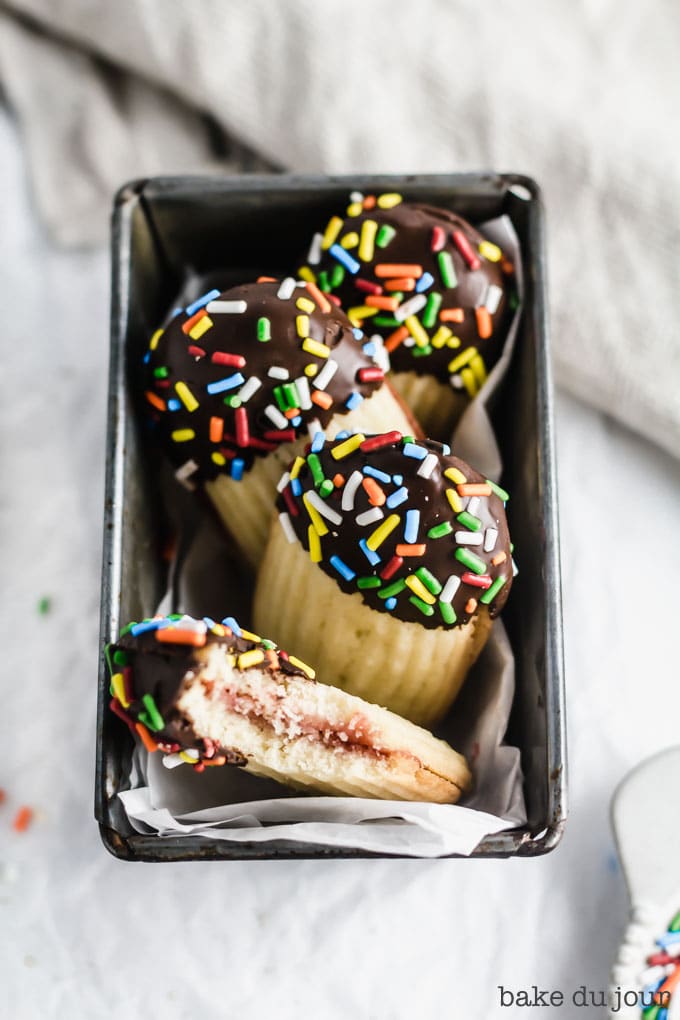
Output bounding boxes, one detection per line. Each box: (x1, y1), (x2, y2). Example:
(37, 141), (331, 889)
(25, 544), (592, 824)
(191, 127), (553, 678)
(378, 578), (407, 599)
(438, 250), (457, 289)
(439, 600), (457, 625)
(455, 549), (486, 574)
(642, 1005), (660, 1020)
(37, 596), (51, 615)
(168, 613), (183, 621)
(153, 366), (169, 379)
(319, 479), (334, 499)
(307, 453), (325, 488)
(376, 224), (396, 248)
(412, 345), (433, 358)
(358, 577), (382, 590)
(119, 621), (137, 637)
(409, 595), (434, 617)
(373, 315), (400, 327)
(224, 394), (242, 409)
(330, 264), (345, 288)
(261, 639), (276, 649)
(389, 292), (404, 304)
(422, 292), (442, 329)
(273, 385), (288, 413)
(486, 479), (510, 503)
(510, 291), (520, 311)
(457, 511), (482, 532)
(141, 693), (165, 732)
(257, 317), (271, 342)
(113, 650), (128, 666)
(282, 381), (300, 409)
(670, 909), (680, 932)
(317, 271), (330, 292)
(402, 435), (415, 445)
(415, 567), (442, 595)
(480, 576), (507, 605)
(428, 522), (453, 539)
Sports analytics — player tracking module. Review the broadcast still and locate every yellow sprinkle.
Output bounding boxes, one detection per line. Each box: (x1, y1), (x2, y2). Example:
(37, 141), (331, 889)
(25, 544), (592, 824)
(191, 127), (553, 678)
(479, 240), (502, 262)
(298, 266), (316, 283)
(322, 216), (343, 250)
(405, 315), (430, 348)
(346, 202), (363, 217)
(290, 456), (306, 480)
(188, 315), (213, 340)
(304, 364), (318, 377)
(240, 628), (262, 643)
(446, 487), (464, 513)
(448, 347), (478, 374)
(175, 381), (198, 412)
(470, 354), (487, 385)
(303, 492), (329, 536)
(347, 306), (378, 324)
(431, 325), (453, 349)
(238, 649), (265, 670)
(212, 452), (226, 466)
(447, 335), (462, 348)
(366, 514), (400, 551)
(302, 338), (330, 359)
(405, 575), (436, 605)
(461, 366), (478, 396)
(171, 428), (195, 442)
(296, 315), (309, 338)
(209, 623), (227, 637)
(149, 328), (163, 351)
(377, 193), (403, 209)
(308, 524), (322, 563)
(296, 296), (315, 314)
(340, 231), (359, 249)
(444, 467), (467, 485)
(179, 750), (199, 764)
(288, 655), (316, 679)
(331, 433), (365, 460)
(111, 672), (130, 709)
(359, 219), (378, 262)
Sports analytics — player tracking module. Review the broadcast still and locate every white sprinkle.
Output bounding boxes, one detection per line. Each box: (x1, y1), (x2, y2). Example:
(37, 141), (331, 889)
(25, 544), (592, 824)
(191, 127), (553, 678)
(206, 300), (247, 314)
(342, 470), (364, 511)
(295, 376), (312, 410)
(349, 191), (364, 203)
(486, 283), (504, 315)
(394, 293), (427, 323)
(276, 471), (291, 493)
(307, 232), (323, 266)
(307, 417), (322, 439)
(264, 404), (288, 430)
(403, 336), (415, 347)
(467, 496), (480, 516)
(268, 366), (289, 380)
(162, 753), (185, 770)
(237, 376), (262, 403)
(440, 575), (461, 604)
(484, 527), (498, 552)
(175, 459), (199, 490)
(371, 334), (391, 373)
(306, 489), (343, 525)
(313, 358), (339, 390)
(455, 531), (484, 546)
(182, 748), (200, 761)
(356, 507), (384, 527)
(279, 512), (297, 544)
(512, 558), (519, 577)
(277, 277), (296, 300)
(450, 374), (464, 389)
(417, 453), (438, 479)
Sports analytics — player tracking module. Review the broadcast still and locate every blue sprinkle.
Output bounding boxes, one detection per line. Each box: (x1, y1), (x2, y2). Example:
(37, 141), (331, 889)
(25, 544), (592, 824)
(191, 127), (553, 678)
(404, 509), (420, 543)
(385, 597), (397, 611)
(167, 398), (181, 412)
(657, 1009), (669, 1020)
(143, 351), (151, 364)
(386, 486), (408, 509)
(345, 391), (364, 411)
(362, 341), (376, 357)
(392, 474), (403, 485)
(415, 271), (435, 293)
(329, 243), (360, 275)
(402, 442), (427, 460)
(130, 619), (166, 637)
(441, 443), (451, 455)
(335, 430), (350, 441)
(291, 415), (302, 427)
(352, 327), (364, 340)
(206, 373), (245, 395)
(185, 288), (220, 317)
(170, 307), (183, 318)
(359, 539), (381, 566)
(222, 616), (241, 636)
(291, 478), (302, 496)
(330, 555), (356, 582)
(231, 458), (245, 481)
(202, 616), (216, 629)
(642, 978), (665, 1000)
(311, 432), (326, 453)
(363, 466), (391, 484)
(657, 932), (680, 948)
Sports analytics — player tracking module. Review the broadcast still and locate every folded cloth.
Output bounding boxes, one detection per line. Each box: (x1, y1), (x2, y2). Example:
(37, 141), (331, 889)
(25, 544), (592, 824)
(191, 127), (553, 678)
(1, 0), (678, 458)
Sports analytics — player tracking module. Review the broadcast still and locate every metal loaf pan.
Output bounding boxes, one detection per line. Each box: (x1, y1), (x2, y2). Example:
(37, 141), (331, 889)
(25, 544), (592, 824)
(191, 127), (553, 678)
(96, 173), (566, 860)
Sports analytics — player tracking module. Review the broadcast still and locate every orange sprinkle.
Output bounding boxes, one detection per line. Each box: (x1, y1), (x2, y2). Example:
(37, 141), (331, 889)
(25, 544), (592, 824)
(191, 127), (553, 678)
(475, 306), (492, 339)
(362, 477), (386, 506)
(384, 277), (416, 292)
(135, 722), (158, 753)
(332, 473), (345, 487)
(257, 275), (277, 282)
(385, 326), (410, 353)
(362, 195), (376, 209)
(156, 629), (207, 647)
(145, 390), (166, 412)
(395, 543), (427, 557)
(13, 806), (33, 833)
(181, 309), (207, 335)
(440, 308), (465, 323)
(374, 263), (423, 278)
(203, 755), (227, 767)
(209, 416), (224, 443)
(501, 258), (514, 275)
(457, 483), (492, 497)
(311, 390), (333, 410)
(655, 965), (680, 1004)
(305, 281), (331, 314)
(265, 649), (280, 671)
(284, 408), (299, 420)
(365, 295), (399, 311)
(465, 598), (478, 614)
(491, 552), (507, 566)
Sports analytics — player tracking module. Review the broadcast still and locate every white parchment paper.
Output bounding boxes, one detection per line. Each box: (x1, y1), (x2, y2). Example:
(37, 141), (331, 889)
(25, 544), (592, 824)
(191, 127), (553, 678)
(117, 214), (528, 857)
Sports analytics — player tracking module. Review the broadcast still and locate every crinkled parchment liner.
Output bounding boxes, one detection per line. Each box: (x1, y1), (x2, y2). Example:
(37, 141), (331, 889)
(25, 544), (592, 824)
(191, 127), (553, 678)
(117, 215), (528, 857)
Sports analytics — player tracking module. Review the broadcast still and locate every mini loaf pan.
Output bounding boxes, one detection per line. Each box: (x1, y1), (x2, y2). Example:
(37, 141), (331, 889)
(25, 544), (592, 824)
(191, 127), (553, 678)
(96, 173), (566, 861)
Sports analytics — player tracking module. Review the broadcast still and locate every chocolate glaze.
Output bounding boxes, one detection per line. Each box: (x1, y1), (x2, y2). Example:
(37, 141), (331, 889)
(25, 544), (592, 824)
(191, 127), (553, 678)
(277, 433), (513, 629)
(299, 199), (514, 391)
(143, 280), (385, 489)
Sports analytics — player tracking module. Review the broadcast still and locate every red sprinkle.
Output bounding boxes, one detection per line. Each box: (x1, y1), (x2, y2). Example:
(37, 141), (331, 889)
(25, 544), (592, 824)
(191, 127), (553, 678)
(431, 226), (446, 252)
(13, 807), (33, 833)
(357, 367), (385, 383)
(380, 555), (404, 581)
(211, 351), (246, 368)
(328, 294), (342, 307)
(355, 278), (383, 295)
(462, 572), (493, 589)
(218, 446), (238, 459)
(360, 431), (403, 453)
(262, 429), (297, 444)
(452, 230), (481, 270)
(246, 437), (277, 451)
(282, 485), (299, 518)
(648, 952), (674, 967)
(187, 345), (206, 358)
(235, 407), (250, 447)
(193, 762), (206, 774)
(122, 666), (135, 705)
(109, 697), (136, 734)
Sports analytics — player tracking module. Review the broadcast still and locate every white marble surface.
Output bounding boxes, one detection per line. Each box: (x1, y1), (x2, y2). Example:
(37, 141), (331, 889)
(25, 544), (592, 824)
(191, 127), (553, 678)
(3, 107), (680, 1017)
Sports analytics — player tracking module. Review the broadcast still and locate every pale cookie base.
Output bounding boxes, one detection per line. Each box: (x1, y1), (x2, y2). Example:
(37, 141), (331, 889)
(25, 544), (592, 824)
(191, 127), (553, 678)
(205, 383), (417, 569)
(176, 643), (471, 803)
(253, 525), (493, 727)
(390, 371), (467, 443)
